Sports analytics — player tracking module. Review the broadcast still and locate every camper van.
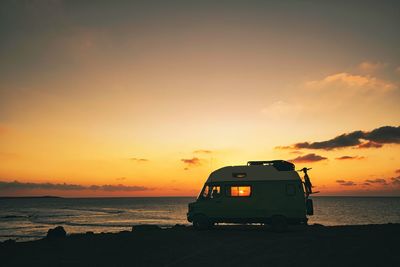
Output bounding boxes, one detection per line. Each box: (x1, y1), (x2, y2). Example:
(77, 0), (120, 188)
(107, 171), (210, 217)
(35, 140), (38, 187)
(187, 160), (314, 231)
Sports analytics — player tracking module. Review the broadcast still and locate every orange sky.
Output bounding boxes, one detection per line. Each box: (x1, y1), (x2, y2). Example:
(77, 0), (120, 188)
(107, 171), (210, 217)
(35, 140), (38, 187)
(0, 1), (399, 197)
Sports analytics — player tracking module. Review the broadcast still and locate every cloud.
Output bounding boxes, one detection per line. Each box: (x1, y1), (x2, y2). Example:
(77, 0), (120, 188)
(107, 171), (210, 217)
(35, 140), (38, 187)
(181, 157), (204, 170)
(129, 158), (149, 162)
(275, 146), (293, 150)
(0, 181), (151, 192)
(261, 101), (303, 118)
(365, 178), (388, 185)
(396, 169), (400, 174)
(336, 156), (365, 160)
(358, 61), (386, 73)
(305, 72), (397, 92)
(88, 184), (149, 192)
(290, 131), (365, 150)
(357, 141), (383, 149)
(181, 157), (202, 167)
(395, 66), (400, 75)
(288, 153), (327, 163)
(363, 126), (400, 144)
(116, 177), (127, 181)
(279, 125), (400, 150)
(391, 177), (400, 186)
(336, 180), (357, 186)
(193, 150), (212, 154)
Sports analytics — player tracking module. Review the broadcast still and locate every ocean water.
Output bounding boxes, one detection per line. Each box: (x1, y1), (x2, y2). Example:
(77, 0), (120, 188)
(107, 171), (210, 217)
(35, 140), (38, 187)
(1, 196), (400, 241)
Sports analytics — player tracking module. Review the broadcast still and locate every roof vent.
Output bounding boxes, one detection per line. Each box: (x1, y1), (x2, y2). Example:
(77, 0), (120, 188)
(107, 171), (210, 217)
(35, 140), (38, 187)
(233, 172), (247, 178)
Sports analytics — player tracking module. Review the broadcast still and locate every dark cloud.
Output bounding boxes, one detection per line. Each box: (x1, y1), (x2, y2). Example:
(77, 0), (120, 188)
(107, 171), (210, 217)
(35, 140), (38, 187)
(395, 169), (400, 174)
(181, 157), (203, 170)
(289, 153), (327, 163)
(336, 156), (365, 160)
(365, 178), (388, 185)
(129, 158), (149, 162)
(293, 131), (364, 150)
(364, 126), (400, 143)
(181, 157), (202, 167)
(363, 176), (400, 187)
(336, 180), (357, 186)
(193, 150), (212, 154)
(0, 181), (150, 192)
(278, 126), (400, 150)
(116, 177), (127, 181)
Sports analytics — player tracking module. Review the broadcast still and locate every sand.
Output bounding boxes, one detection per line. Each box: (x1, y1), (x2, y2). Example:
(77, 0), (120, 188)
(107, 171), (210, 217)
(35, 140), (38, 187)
(1, 224), (399, 266)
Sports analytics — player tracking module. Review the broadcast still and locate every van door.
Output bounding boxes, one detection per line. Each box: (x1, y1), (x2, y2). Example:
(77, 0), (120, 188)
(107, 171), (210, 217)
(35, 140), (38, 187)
(202, 184), (226, 220)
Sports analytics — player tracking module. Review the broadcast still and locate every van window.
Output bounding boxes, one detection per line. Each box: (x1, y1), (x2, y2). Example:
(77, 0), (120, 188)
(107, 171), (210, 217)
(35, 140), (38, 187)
(201, 185), (210, 198)
(201, 185), (221, 199)
(210, 186), (221, 198)
(230, 186), (251, 197)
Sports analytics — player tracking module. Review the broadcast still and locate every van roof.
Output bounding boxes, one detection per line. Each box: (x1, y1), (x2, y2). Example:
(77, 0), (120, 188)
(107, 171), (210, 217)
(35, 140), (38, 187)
(206, 161), (301, 183)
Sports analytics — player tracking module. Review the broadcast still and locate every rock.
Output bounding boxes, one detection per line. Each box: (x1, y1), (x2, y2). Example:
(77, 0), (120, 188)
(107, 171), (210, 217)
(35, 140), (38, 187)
(132, 224), (161, 232)
(3, 239), (16, 245)
(172, 224), (186, 229)
(46, 226), (67, 239)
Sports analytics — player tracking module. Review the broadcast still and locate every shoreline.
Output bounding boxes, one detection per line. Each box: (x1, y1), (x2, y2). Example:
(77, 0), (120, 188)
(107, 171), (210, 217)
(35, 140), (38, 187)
(1, 223), (399, 266)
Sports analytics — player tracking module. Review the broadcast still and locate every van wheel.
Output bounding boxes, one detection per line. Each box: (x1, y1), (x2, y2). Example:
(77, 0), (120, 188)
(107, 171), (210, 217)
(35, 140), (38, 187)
(271, 215), (288, 232)
(193, 214), (212, 230)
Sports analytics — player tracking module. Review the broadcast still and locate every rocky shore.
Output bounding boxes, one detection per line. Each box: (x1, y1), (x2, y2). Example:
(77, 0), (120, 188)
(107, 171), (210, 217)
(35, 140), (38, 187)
(1, 224), (399, 266)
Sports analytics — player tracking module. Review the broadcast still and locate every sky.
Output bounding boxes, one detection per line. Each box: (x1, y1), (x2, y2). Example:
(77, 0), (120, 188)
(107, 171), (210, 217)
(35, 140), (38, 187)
(0, 0), (399, 197)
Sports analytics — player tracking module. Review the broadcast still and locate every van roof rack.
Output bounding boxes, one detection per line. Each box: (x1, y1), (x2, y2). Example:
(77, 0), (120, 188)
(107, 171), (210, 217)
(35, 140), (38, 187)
(247, 160), (295, 171)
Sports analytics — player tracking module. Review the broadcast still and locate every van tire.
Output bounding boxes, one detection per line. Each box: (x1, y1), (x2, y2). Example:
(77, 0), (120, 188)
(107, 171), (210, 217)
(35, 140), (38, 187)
(271, 215), (288, 232)
(193, 214), (212, 230)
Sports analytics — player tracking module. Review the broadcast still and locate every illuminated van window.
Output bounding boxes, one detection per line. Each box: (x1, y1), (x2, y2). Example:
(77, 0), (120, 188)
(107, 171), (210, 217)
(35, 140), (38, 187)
(230, 186), (251, 197)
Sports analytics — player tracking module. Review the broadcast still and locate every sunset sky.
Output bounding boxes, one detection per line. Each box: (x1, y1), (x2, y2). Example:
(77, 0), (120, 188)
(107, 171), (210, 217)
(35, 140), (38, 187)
(1, 0), (399, 197)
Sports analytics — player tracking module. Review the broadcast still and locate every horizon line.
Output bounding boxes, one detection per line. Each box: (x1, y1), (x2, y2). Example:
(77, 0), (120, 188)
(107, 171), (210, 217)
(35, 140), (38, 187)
(1, 195), (400, 199)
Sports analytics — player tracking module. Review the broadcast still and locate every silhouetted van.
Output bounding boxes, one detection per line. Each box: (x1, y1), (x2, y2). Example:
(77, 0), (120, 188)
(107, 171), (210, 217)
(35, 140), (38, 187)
(187, 160), (313, 231)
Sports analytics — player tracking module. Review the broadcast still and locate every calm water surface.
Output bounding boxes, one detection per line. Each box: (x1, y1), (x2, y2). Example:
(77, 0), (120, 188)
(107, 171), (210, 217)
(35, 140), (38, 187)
(1, 196), (400, 241)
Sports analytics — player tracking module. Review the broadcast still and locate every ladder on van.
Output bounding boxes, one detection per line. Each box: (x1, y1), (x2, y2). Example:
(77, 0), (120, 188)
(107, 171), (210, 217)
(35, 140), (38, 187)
(298, 167), (316, 215)
(298, 167), (313, 198)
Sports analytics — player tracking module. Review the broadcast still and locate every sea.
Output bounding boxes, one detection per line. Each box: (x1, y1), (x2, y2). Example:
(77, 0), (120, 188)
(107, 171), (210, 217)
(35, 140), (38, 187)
(1, 196), (400, 242)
